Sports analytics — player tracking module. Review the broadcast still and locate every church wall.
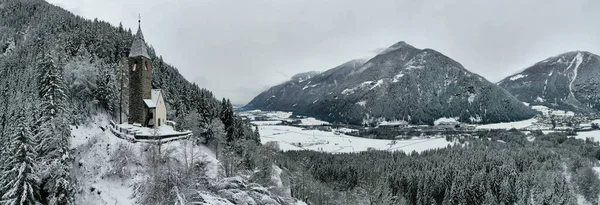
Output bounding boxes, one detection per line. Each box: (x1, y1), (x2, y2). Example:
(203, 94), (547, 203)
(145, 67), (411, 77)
(154, 93), (167, 127)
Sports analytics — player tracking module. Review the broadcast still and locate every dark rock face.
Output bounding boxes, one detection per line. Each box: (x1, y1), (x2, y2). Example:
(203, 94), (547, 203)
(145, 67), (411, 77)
(498, 51), (600, 113)
(247, 41), (535, 125)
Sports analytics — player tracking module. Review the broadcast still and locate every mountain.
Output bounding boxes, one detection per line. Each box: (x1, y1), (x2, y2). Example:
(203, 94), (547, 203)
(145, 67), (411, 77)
(246, 41), (536, 125)
(498, 51), (600, 113)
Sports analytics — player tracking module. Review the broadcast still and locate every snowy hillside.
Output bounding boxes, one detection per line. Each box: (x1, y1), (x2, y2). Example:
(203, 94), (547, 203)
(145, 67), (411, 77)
(499, 51), (600, 113)
(247, 41), (536, 125)
(70, 115), (301, 205)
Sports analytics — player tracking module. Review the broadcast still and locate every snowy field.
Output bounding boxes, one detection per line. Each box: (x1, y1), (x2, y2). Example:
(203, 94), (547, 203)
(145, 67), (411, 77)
(475, 118), (538, 130)
(259, 125), (453, 153)
(573, 130), (600, 142)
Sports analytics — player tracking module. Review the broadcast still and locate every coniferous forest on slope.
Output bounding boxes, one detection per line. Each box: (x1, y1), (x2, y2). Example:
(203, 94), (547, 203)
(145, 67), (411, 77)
(273, 131), (600, 205)
(0, 0), (262, 204)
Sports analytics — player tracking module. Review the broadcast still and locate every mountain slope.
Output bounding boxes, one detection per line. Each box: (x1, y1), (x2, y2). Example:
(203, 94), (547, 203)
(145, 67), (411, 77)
(0, 1), (267, 204)
(498, 51), (600, 112)
(247, 41), (536, 125)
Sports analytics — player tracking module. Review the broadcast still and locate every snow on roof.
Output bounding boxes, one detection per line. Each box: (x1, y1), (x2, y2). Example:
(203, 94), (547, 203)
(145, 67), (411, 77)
(143, 89), (162, 108)
(143, 99), (156, 108)
(128, 25), (151, 59)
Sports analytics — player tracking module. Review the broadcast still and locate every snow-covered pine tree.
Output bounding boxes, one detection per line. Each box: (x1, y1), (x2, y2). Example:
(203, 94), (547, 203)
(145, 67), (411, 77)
(0, 109), (42, 205)
(37, 53), (66, 122)
(220, 98), (235, 143)
(95, 65), (117, 114)
(35, 53), (73, 205)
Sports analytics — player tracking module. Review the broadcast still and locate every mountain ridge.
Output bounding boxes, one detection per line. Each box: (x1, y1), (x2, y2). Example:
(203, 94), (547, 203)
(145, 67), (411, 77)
(498, 51), (600, 113)
(247, 41), (536, 125)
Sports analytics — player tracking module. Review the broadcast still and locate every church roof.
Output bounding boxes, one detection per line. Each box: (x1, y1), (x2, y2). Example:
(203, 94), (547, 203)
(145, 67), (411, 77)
(143, 89), (163, 108)
(129, 24), (151, 59)
(143, 99), (156, 108)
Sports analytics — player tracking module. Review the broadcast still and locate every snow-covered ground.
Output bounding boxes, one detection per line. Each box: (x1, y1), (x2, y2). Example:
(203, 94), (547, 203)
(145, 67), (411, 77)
(251, 121), (281, 126)
(259, 125), (453, 153)
(71, 114), (219, 205)
(573, 130), (600, 142)
(475, 118), (538, 130)
(298, 117), (329, 126)
(531, 105), (575, 116)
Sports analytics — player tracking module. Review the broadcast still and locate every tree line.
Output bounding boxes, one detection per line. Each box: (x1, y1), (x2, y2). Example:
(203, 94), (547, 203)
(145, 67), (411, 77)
(274, 130), (600, 205)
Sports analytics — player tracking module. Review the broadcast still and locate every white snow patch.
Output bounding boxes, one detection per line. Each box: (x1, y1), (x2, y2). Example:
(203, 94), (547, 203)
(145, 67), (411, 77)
(370, 79), (384, 90)
(392, 73), (405, 83)
(469, 115), (482, 123)
(468, 93), (476, 104)
(531, 105), (575, 116)
(509, 74), (527, 81)
(534, 96), (545, 103)
(259, 125), (454, 153)
(342, 81), (374, 95)
(299, 118), (330, 126)
(567, 52), (583, 98)
(261, 111), (293, 120)
(251, 121), (281, 126)
(434, 117), (459, 126)
(196, 191), (236, 205)
(302, 82), (319, 90)
(379, 120), (409, 126)
(476, 118), (537, 130)
(70, 115), (110, 149)
(405, 65), (423, 70)
(574, 131), (600, 142)
(334, 127), (359, 134)
(356, 100), (367, 107)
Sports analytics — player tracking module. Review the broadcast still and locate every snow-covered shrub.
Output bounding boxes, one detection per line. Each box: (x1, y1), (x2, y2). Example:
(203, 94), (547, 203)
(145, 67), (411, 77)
(80, 133), (101, 151)
(105, 142), (136, 178)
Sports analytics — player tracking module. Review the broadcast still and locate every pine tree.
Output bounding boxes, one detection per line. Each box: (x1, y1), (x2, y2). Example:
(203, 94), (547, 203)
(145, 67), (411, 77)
(481, 190), (498, 205)
(37, 53), (66, 122)
(220, 98), (235, 143)
(35, 53), (73, 205)
(0, 110), (42, 205)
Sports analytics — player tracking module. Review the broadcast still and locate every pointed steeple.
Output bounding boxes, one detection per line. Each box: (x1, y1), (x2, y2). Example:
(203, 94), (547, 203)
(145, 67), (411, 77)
(129, 17), (150, 59)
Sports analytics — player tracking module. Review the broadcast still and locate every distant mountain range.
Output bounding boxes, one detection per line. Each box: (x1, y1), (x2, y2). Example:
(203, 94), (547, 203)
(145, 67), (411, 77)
(246, 41), (536, 125)
(498, 51), (600, 113)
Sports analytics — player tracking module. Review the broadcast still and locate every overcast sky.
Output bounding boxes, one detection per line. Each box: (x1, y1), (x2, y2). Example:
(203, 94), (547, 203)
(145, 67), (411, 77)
(47, 0), (600, 104)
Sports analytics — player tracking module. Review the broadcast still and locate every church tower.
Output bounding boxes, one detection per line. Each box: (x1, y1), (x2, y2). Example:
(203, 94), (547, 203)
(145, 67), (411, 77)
(128, 19), (152, 125)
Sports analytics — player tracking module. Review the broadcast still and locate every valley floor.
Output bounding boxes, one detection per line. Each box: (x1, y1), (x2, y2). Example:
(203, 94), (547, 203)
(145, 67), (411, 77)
(258, 125), (453, 153)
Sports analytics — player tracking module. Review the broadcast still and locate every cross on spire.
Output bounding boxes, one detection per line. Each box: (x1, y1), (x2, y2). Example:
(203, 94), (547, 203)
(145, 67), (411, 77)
(138, 14), (141, 25)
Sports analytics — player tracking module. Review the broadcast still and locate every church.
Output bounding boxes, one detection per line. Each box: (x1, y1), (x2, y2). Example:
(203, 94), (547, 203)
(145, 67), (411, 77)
(127, 21), (167, 128)
(108, 20), (191, 141)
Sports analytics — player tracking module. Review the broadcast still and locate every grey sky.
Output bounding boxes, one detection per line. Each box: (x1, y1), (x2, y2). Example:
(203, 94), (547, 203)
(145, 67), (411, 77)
(47, 0), (600, 104)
